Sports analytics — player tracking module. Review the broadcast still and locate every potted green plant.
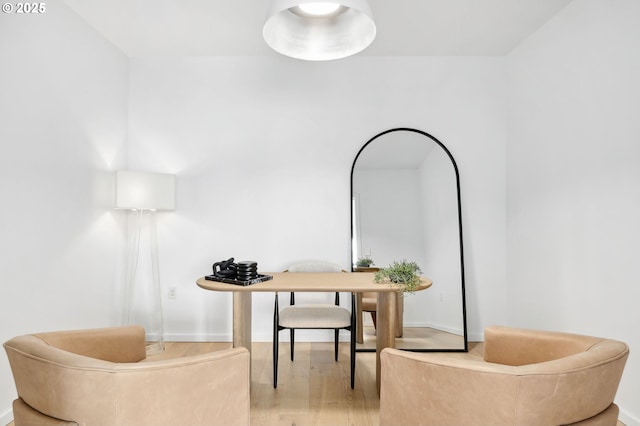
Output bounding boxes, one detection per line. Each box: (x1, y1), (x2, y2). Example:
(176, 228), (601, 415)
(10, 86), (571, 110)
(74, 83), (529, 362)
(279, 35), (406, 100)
(356, 257), (375, 267)
(374, 259), (422, 293)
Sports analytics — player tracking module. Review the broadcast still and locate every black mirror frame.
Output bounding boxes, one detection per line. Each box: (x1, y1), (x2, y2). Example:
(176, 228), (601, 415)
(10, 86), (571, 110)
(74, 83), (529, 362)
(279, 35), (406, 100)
(350, 127), (468, 353)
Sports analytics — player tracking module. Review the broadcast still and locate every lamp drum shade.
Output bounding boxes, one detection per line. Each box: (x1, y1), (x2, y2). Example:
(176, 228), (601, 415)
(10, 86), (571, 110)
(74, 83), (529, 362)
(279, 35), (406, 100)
(263, 0), (376, 61)
(115, 171), (176, 211)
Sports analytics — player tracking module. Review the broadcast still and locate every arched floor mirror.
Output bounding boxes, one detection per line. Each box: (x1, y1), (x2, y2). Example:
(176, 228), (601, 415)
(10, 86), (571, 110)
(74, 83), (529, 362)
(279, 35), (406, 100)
(351, 128), (468, 352)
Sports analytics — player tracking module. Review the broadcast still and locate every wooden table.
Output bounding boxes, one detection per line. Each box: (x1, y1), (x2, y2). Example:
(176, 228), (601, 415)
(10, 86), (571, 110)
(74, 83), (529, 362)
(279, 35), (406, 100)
(196, 272), (432, 393)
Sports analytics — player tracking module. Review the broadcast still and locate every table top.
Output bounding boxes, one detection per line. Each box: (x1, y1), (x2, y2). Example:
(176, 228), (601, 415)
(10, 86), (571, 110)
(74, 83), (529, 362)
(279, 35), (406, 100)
(196, 272), (432, 293)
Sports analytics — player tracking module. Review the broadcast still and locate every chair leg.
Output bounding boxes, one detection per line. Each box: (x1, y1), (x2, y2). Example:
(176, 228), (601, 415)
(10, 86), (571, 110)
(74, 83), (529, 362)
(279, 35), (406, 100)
(350, 292), (356, 389)
(290, 329), (295, 361)
(273, 329), (279, 388)
(334, 329), (339, 361)
(350, 329), (356, 389)
(370, 311), (377, 329)
(273, 294), (279, 388)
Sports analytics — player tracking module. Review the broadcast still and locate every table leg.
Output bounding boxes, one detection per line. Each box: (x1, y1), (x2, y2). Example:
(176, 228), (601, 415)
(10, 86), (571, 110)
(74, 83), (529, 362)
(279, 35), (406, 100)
(233, 292), (252, 356)
(376, 291), (396, 394)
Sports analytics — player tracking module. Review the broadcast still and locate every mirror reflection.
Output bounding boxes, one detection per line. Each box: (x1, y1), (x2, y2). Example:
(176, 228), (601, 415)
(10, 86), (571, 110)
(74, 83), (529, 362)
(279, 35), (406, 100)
(351, 128), (467, 352)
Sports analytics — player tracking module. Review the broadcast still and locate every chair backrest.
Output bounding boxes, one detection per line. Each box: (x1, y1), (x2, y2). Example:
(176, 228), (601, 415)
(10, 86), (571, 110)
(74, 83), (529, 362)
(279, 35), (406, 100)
(483, 325), (604, 365)
(284, 260), (344, 305)
(286, 260), (343, 272)
(32, 325), (147, 362)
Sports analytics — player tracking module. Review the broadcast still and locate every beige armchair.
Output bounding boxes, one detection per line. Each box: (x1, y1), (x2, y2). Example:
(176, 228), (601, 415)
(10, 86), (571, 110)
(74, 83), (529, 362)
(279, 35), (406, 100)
(380, 326), (629, 426)
(4, 326), (250, 426)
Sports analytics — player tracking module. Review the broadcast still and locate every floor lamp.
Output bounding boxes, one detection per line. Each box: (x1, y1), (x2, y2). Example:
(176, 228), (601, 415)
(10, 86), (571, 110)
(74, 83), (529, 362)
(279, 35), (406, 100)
(115, 170), (176, 354)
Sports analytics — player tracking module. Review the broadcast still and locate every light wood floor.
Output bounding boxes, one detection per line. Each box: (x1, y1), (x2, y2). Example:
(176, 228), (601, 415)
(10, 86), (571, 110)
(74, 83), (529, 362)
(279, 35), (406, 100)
(358, 326), (466, 350)
(151, 341), (626, 426)
(154, 341), (487, 426)
(149, 340), (389, 426)
(6, 341), (626, 426)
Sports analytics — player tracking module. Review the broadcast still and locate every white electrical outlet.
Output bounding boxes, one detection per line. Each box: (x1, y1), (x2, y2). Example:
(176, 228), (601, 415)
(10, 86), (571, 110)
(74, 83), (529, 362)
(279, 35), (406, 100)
(168, 287), (177, 300)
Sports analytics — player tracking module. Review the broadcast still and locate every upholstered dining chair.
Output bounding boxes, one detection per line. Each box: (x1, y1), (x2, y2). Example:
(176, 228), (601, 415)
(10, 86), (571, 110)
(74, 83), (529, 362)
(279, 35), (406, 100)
(380, 326), (629, 426)
(273, 260), (356, 389)
(4, 325), (250, 426)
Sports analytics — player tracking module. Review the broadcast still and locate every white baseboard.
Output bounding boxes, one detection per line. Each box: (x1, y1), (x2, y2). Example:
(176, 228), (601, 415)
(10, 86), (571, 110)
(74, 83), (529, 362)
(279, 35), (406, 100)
(164, 333), (231, 342)
(402, 322), (483, 343)
(165, 327), (478, 344)
(422, 322), (462, 336)
(164, 331), (348, 343)
(1, 408), (13, 425)
(467, 330), (484, 342)
(620, 409), (639, 426)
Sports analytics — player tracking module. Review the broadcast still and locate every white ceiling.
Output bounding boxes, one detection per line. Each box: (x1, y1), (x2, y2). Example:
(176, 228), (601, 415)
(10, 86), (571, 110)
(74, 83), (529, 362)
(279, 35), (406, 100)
(64, 0), (572, 58)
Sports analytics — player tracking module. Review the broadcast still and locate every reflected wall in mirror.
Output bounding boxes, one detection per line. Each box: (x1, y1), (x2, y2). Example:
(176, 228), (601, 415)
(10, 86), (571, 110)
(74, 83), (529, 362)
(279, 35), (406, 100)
(350, 128), (467, 352)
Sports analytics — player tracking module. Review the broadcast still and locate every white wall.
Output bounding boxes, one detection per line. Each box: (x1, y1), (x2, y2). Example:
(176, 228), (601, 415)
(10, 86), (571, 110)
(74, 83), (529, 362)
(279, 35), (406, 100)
(0, 3), (128, 423)
(128, 56), (508, 343)
(506, 0), (640, 424)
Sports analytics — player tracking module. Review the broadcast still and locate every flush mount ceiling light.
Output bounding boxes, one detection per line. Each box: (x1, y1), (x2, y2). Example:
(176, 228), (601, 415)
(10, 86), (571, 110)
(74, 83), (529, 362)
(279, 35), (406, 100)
(263, 0), (376, 61)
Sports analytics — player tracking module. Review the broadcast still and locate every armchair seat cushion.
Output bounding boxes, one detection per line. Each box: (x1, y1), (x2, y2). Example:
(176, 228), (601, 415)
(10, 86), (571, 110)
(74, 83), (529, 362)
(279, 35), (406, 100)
(279, 305), (351, 328)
